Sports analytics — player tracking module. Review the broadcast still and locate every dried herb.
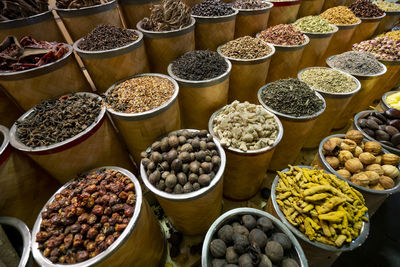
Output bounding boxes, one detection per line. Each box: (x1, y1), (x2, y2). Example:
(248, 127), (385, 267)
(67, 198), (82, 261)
(319, 6), (359, 25)
(373, 1), (400, 12)
(0, 0), (48, 21)
(142, 0), (192, 31)
(220, 36), (272, 59)
(258, 24), (306, 46)
(56, 0), (110, 9)
(293, 16), (334, 33)
(232, 0), (269, 9)
(353, 36), (400, 61)
(16, 94), (102, 147)
(192, 0), (234, 17)
(78, 24), (138, 51)
(349, 0), (384, 18)
(327, 51), (384, 76)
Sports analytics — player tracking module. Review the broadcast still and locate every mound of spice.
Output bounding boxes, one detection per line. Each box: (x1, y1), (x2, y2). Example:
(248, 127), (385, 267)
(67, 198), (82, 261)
(78, 24), (138, 51)
(373, 1), (400, 12)
(353, 36), (400, 61)
(56, 0), (111, 9)
(299, 68), (358, 93)
(0, 0), (48, 21)
(141, 130), (221, 194)
(209, 214), (300, 267)
(232, 0), (269, 9)
(16, 94), (102, 147)
(276, 166), (368, 247)
(192, 0), (234, 17)
(349, 0), (384, 18)
(384, 30), (400, 40)
(36, 168), (136, 263)
(259, 79), (324, 117)
(141, 0), (191, 31)
(258, 24), (306, 46)
(212, 101), (279, 151)
(320, 6), (359, 25)
(326, 51), (384, 76)
(219, 36), (272, 59)
(293, 16), (334, 33)
(0, 36), (69, 72)
(171, 50), (227, 80)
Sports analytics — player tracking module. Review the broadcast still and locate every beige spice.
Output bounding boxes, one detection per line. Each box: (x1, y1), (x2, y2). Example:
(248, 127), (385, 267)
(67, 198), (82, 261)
(220, 36), (272, 59)
(320, 6), (359, 25)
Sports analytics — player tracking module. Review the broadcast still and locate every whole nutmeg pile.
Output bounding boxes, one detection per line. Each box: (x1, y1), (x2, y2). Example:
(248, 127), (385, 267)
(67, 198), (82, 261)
(209, 214), (300, 267)
(36, 169), (136, 264)
(141, 130), (221, 194)
(322, 130), (399, 190)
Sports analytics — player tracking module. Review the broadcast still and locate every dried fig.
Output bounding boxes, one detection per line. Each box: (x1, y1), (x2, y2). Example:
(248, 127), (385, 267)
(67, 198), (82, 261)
(345, 158), (363, 173)
(359, 152), (376, 165)
(364, 142), (382, 156)
(326, 156), (340, 169)
(345, 130), (363, 144)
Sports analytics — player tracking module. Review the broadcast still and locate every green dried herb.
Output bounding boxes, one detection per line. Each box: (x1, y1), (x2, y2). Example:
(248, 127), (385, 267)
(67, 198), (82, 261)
(300, 68), (358, 93)
(293, 16), (334, 33)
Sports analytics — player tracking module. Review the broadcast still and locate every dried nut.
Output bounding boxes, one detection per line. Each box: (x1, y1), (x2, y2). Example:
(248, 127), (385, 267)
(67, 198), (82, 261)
(381, 165), (400, 179)
(364, 171), (380, 185)
(375, 155), (382, 165)
(345, 130), (363, 144)
(340, 139), (357, 152)
(364, 141), (382, 156)
(350, 173), (370, 187)
(382, 154), (400, 166)
(336, 169), (351, 179)
(345, 158), (363, 173)
(326, 156), (339, 169)
(358, 152), (376, 165)
(370, 183), (385, 191)
(354, 146), (363, 157)
(365, 164), (384, 176)
(379, 176), (395, 189)
(338, 151), (353, 164)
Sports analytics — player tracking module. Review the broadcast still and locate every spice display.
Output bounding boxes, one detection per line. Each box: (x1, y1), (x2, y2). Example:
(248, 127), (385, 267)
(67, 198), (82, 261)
(141, 130), (221, 194)
(385, 92), (400, 110)
(373, 1), (400, 12)
(191, 0), (235, 17)
(353, 36), (400, 61)
(258, 24), (306, 46)
(16, 94), (102, 148)
(106, 76), (175, 113)
(209, 214), (300, 267)
(212, 101), (280, 151)
(349, 0), (384, 18)
(276, 166), (368, 247)
(0, 36), (69, 72)
(0, 0), (48, 21)
(293, 16), (335, 33)
(77, 24), (138, 51)
(219, 36), (272, 60)
(319, 6), (359, 25)
(326, 51), (384, 76)
(56, 0), (111, 9)
(259, 79), (324, 117)
(356, 109), (400, 151)
(171, 50), (227, 80)
(141, 0), (192, 32)
(384, 30), (400, 41)
(299, 68), (358, 93)
(36, 168), (136, 263)
(232, 0), (269, 9)
(322, 130), (399, 190)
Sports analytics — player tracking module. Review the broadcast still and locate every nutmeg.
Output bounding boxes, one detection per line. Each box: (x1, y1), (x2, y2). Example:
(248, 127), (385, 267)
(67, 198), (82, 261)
(345, 158), (363, 173)
(379, 176), (395, 189)
(345, 130), (363, 144)
(326, 156), (340, 169)
(382, 153), (400, 166)
(359, 152), (376, 165)
(364, 141), (382, 156)
(338, 151), (353, 164)
(336, 169), (351, 179)
(340, 139), (357, 152)
(365, 164), (384, 176)
(381, 165), (400, 179)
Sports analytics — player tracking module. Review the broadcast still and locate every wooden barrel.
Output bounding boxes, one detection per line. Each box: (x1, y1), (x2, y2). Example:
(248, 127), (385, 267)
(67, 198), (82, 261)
(208, 109), (283, 200)
(0, 45), (91, 111)
(105, 73), (181, 165)
(233, 3), (273, 38)
(55, 0), (123, 41)
(9, 93), (135, 185)
(192, 11), (238, 51)
(0, 125), (60, 228)
(298, 67), (361, 149)
(217, 43), (275, 104)
(0, 88), (22, 128)
(267, 0), (301, 26)
(297, 0), (326, 18)
(376, 59), (400, 94)
(31, 166), (166, 267)
(374, 9), (400, 35)
(74, 30), (150, 94)
(0, 11), (64, 42)
(321, 0), (345, 12)
(137, 17), (195, 74)
(141, 130), (226, 235)
(348, 14), (386, 49)
(167, 59), (231, 129)
(119, 0), (161, 29)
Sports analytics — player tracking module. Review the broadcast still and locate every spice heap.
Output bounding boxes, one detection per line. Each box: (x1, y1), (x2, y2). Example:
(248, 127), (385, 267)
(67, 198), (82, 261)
(299, 68), (358, 94)
(36, 168), (136, 263)
(141, 0), (192, 32)
(219, 36), (272, 59)
(232, 0), (269, 9)
(385, 92), (400, 110)
(16, 94), (102, 148)
(327, 51), (384, 76)
(276, 166), (368, 247)
(212, 101), (280, 151)
(259, 79), (324, 117)
(373, 1), (400, 12)
(0, 36), (69, 72)
(323, 130), (399, 190)
(258, 24), (306, 46)
(0, 0), (48, 21)
(141, 130), (221, 194)
(56, 0), (110, 9)
(353, 36), (400, 61)
(209, 214), (300, 267)
(78, 24), (138, 51)
(384, 30), (400, 40)
(192, 0), (235, 16)
(320, 6), (359, 25)
(171, 50), (227, 80)
(293, 16), (334, 33)
(349, 0), (384, 17)
(356, 109), (400, 151)
(106, 76), (175, 113)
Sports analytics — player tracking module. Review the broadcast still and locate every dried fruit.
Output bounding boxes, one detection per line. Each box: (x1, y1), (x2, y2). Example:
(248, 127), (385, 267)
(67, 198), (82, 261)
(248, 229), (267, 248)
(326, 156), (340, 169)
(258, 254), (273, 267)
(282, 258), (300, 267)
(364, 141), (382, 156)
(233, 225), (249, 236)
(350, 173), (370, 187)
(265, 241), (283, 263)
(381, 165), (399, 179)
(338, 151), (353, 164)
(346, 130), (363, 144)
(345, 158), (363, 173)
(365, 164), (384, 176)
(271, 233), (292, 250)
(257, 217), (273, 232)
(238, 253), (253, 267)
(226, 246), (239, 264)
(210, 239), (227, 258)
(359, 152), (376, 165)
(379, 176), (395, 189)
(218, 225), (234, 244)
(382, 154), (400, 166)
(336, 169), (351, 179)
(212, 258), (227, 267)
(233, 234), (249, 254)
(340, 139), (357, 152)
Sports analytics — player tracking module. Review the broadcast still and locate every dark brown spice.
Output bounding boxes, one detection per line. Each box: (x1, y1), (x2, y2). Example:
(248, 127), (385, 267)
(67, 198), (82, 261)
(349, 0), (384, 18)
(56, 0), (110, 9)
(0, 0), (48, 21)
(258, 24), (306, 46)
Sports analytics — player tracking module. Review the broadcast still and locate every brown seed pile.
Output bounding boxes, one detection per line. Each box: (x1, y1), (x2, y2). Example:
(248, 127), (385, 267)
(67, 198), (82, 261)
(220, 36), (272, 59)
(232, 0), (269, 9)
(106, 76), (175, 113)
(258, 24), (306, 46)
(56, 0), (110, 9)
(320, 6), (359, 25)
(349, 0), (384, 18)
(0, 0), (48, 21)
(36, 168), (136, 264)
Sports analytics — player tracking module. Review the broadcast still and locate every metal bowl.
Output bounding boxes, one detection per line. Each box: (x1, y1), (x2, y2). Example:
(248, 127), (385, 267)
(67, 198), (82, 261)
(380, 90), (400, 111)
